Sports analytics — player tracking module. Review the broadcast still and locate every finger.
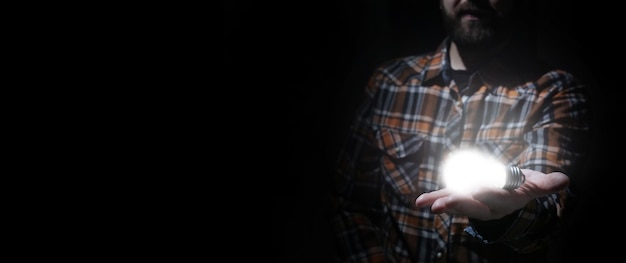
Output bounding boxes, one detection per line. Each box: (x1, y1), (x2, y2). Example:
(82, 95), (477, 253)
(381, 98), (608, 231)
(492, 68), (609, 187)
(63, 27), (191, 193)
(415, 188), (454, 208)
(431, 194), (491, 218)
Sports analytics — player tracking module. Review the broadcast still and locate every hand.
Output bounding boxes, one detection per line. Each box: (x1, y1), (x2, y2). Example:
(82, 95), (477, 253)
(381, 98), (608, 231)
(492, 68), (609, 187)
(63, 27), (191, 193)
(414, 169), (569, 220)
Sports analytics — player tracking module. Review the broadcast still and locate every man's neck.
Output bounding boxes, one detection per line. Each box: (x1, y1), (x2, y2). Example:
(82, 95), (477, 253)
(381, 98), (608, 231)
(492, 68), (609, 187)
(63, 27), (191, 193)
(448, 42), (468, 71)
(449, 39), (509, 72)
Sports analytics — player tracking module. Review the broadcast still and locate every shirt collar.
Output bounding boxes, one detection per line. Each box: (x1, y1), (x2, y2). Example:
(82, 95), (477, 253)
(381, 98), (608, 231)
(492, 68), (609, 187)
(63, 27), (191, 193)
(422, 37), (549, 89)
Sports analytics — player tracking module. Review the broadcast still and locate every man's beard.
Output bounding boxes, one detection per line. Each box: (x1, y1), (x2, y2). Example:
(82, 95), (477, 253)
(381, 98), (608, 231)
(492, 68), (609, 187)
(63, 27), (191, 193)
(441, 8), (510, 48)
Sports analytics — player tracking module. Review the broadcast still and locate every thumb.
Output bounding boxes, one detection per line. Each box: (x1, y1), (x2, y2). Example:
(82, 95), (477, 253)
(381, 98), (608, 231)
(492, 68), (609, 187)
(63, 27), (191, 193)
(522, 169), (570, 195)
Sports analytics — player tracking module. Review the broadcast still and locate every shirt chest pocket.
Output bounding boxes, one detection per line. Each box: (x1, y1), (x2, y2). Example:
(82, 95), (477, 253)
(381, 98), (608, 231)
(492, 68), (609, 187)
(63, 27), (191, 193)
(374, 128), (440, 195)
(375, 128), (426, 159)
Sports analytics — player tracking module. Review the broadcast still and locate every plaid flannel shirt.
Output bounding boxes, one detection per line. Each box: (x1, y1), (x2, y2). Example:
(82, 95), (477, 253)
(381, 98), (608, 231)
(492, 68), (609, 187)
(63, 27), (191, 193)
(330, 37), (591, 263)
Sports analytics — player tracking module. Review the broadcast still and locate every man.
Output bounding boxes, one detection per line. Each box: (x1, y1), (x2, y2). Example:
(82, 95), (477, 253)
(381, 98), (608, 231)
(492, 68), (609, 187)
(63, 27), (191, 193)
(330, 0), (591, 262)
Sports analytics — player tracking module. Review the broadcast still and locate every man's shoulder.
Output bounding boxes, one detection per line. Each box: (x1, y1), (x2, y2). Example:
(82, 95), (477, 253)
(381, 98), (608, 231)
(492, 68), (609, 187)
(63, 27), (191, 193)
(374, 50), (444, 83)
(379, 50), (441, 70)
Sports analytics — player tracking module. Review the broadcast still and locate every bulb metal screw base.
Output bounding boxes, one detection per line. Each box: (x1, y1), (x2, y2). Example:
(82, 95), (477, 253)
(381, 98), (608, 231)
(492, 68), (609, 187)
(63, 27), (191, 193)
(503, 166), (525, 190)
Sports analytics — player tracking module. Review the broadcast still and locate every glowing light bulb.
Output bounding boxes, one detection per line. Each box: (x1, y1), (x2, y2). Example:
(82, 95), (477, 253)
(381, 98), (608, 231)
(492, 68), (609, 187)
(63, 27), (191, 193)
(441, 149), (525, 193)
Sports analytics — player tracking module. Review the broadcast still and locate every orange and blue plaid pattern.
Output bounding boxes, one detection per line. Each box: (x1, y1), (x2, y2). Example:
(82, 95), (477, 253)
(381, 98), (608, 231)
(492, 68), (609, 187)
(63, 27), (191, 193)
(330, 37), (591, 263)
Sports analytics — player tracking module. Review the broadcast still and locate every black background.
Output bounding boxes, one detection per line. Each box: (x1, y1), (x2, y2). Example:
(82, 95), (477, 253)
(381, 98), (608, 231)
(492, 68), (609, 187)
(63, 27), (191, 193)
(224, 1), (622, 262)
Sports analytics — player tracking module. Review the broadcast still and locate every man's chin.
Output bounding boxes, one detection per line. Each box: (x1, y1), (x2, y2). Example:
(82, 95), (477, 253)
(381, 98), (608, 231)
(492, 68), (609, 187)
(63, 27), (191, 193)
(452, 29), (497, 47)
